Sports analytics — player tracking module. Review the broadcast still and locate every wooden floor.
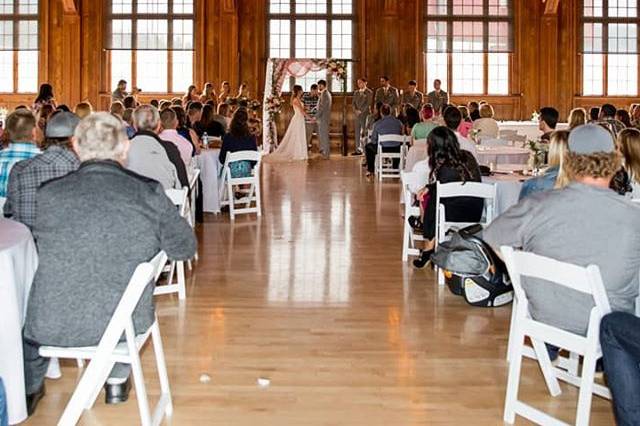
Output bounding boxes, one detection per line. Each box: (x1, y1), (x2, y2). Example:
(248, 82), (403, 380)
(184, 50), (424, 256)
(26, 156), (616, 425)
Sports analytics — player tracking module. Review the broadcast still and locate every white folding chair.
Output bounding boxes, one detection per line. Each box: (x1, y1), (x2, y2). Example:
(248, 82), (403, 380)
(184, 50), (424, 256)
(186, 169), (201, 269)
(435, 182), (497, 285)
(39, 252), (172, 426)
(376, 135), (407, 181)
(401, 171), (425, 261)
(219, 150), (262, 220)
(501, 246), (611, 426)
(156, 188), (189, 300)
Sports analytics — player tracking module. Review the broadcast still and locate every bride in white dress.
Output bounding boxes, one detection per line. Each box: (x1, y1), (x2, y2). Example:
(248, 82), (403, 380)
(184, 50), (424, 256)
(267, 85), (309, 162)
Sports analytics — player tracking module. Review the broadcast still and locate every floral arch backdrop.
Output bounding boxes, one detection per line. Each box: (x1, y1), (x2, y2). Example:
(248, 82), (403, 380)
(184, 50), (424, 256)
(262, 58), (346, 151)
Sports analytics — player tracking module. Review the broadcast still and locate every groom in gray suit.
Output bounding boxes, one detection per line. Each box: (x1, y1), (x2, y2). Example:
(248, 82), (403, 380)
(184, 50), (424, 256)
(316, 79), (332, 159)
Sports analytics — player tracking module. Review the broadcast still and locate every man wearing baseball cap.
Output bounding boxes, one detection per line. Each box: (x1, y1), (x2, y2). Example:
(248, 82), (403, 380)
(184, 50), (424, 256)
(484, 124), (640, 336)
(4, 110), (80, 228)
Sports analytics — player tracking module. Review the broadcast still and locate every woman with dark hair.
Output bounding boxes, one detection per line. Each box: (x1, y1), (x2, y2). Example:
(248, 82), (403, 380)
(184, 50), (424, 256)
(197, 104), (225, 138)
(183, 85), (200, 104)
(33, 83), (56, 112)
(413, 126), (484, 268)
(616, 109), (632, 129)
(219, 108), (258, 177)
(403, 106), (420, 136)
(173, 106), (201, 155)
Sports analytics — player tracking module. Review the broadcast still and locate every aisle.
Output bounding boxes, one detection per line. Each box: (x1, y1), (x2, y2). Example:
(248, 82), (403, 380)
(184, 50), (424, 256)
(26, 157), (615, 425)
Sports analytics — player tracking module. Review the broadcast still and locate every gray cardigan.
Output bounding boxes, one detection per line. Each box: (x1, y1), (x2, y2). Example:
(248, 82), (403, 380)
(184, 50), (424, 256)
(24, 160), (197, 347)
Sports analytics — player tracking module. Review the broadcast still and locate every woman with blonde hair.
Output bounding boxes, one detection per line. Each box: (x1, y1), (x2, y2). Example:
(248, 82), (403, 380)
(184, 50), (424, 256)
(182, 85), (199, 104)
(568, 108), (587, 130)
(617, 128), (640, 197)
(74, 101), (93, 119)
(471, 103), (499, 138)
(519, 130), (570, 200)
(200, 82), (217, 104)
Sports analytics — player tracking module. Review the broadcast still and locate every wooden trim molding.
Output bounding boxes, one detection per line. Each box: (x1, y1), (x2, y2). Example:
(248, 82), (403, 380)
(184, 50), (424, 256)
(61, 0), (79, 15)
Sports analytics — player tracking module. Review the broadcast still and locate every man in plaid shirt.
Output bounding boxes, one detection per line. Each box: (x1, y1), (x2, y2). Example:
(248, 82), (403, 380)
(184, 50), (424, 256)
(0, 109), (40, 198)
(4, 111), (80, 229)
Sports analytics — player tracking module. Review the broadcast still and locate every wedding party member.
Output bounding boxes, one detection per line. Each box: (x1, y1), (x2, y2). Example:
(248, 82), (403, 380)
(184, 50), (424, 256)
(600, 103), (626, 136)
(412, 127), (483, 268)
(236, 83), (250, 100)
(519, 130), (570, 200)
(200, 82), (217, 105)
(616, 109), (632, 129)
(472, 104), (499, 139)
(159, 108), (194, 167)
(268, 85), (309, 162)
(401, 80), (424, 110)
(303, 84), (320, 149)
(375, 76), (400, 116)
(111, 79), (128, 102)
(219, 109), (258, 177)
(33, 84), (57, 112)
(589, 107), (600, 123)
(316, 79), (333, 159)
(364, 104), (403, 177)
(173, 106), (200, 156)
(426, 79), (448, 115)
(183, 85), (200, 105)
(22, 112), (196, 416)
(218, 81), (231, 103)
(600, 312), (640, 425)
(484, 124), (640, 336)
(568, 107), (587, 130)
(4, 111), (80, 229)
(539, 107), (559, 142)
(352, 78), (373, 155)
(0, 109), (40, 197)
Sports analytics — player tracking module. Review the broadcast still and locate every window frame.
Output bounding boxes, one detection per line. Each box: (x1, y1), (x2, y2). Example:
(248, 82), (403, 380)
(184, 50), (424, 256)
(581, 0), (640, 96)
(0, 0), (40, 94)
(424, 0), (514, 96)
(104, 0), (195, 94)
(266, 0), (357, 93)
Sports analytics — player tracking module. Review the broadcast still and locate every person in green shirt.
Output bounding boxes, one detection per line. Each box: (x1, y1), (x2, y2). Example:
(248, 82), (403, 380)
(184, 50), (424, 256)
(410, 104), (438, 142)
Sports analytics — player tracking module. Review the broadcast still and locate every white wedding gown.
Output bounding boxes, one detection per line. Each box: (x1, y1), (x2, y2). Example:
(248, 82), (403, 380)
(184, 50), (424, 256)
(268, 99), (308, 162)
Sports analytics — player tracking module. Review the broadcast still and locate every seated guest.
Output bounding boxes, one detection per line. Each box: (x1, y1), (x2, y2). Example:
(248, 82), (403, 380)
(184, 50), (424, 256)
(457, 106), (473, 138)
(600, 312), (640, 426)
(403, 106), (420, 136)
(519, 130), (569, 200)
(173, 106), (200, 156)
(471, 104), (499, 139)
(364, 104), (404, 177)
(4, 111), (80, 228)
(198, 104), (225, 138)
(200, 82), (217, 105)
(631, 105), (640, 129)
(122, 108), (136, 139)
(110, 101), (126, 123)
(443, 106), (479, 160)
(616, 109), (632, 129)
(73, 101), (93, 119)
(183, 85), (200, 105)
(187, 101), (203, 131)
(123, 95), (138, 110)
(249, 117), (262, 139)
(538, 106), (559, 142)
(159, 108), (194, 167)
(23, 112), (196, 416)
(215, 103), (232, 131)
(413, 127), (483, 268)
(364, 101), (384, 143)
(128, 105), (187, 189)
(600, 103), (626, 136)
(0, 109), (40, 197)
(618, 128), (640, 198)
(589, 106), (600, 123)
(568, 107), (587, 130)
(484, 124), (640, 336)
(219, 109), (258, 177)
(411, 104), (438, 142)
(468, 101), (481, 121)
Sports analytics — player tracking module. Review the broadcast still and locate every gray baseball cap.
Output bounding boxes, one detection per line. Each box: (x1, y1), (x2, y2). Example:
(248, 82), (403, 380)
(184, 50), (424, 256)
(45, 111), (81, 138)
(567, 124), (615, 154)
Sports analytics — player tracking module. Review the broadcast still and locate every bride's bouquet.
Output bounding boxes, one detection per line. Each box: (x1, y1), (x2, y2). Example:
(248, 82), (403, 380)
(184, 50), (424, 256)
(266, 95), (284, 117)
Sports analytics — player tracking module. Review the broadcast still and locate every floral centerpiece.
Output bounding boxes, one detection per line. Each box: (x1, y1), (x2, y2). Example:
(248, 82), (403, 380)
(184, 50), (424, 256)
(469, 128), (482, 144)
(531, 111), (541, 123)
(527, 139), (549, 172)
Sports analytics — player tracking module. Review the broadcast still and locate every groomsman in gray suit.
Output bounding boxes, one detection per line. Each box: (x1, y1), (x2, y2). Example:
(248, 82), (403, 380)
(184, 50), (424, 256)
(374, 76), (400, 116)
(351, 77), (373, 155)
(316, 79), (332, 159)
(401, 80), (424, 110)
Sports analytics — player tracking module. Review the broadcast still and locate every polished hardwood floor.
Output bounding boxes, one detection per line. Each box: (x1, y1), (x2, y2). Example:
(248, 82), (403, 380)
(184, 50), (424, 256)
(26, 156), (616, 425)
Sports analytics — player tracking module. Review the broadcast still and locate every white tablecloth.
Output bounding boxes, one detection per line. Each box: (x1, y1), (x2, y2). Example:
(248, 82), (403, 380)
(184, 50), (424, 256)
(483, 175), (526, 216)
(498, 121), (569, 141)
(0, 219), (38, 425)
(196, 149), (222, 214)
(476, 146), (530, 167)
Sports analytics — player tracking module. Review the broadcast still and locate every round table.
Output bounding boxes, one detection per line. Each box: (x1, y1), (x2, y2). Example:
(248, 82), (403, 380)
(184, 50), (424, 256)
(0, 219), (38, 425)
(196, 149), (222, 214)
(476, 146), (530, 168)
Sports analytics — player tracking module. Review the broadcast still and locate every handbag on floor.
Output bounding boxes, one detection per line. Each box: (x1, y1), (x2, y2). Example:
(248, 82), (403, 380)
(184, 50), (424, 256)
(431, 224), (513, 308)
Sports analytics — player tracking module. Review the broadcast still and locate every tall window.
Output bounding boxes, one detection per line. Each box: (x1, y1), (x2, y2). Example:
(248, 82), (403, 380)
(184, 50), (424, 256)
(0, 0), (38, 93)
(582, 0), (639, 96)
(425, 0), (512, 95)
(268, 0), (355, 92)
(106, 0), (194, 94)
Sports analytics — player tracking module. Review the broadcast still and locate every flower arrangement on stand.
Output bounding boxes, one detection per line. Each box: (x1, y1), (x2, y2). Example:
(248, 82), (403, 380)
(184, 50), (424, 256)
(248, 99), (261, 112)
(527, 139), (549, 174)
(324, 59), (347, 81)
(266, 94), (284, 117)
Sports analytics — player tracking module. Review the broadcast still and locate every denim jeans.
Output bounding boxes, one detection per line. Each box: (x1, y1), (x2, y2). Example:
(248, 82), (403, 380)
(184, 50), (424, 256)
(0, 378), (8, 426)
(600, 312), (640, 426)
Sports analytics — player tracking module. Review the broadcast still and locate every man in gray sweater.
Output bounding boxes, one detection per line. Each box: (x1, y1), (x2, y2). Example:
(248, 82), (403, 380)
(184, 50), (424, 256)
(484, 124), (640, 336)
(23, 112), (197, 416)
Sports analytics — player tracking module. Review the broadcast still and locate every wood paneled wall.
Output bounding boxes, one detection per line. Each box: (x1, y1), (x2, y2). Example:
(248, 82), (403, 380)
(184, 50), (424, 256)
(0, 0), (635, 121)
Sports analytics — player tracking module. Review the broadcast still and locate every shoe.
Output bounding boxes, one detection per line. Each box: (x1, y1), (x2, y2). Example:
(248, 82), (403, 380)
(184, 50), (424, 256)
(408, 216), (423, 232)
(104, 379), (132, 405)
(26, 384), (45, 417)
(413, 249), (434, 269)
(350, 150), (363, 156)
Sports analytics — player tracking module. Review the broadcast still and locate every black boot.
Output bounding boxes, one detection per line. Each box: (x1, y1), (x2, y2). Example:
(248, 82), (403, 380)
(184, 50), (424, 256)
(104, 378), (132, 404)
(413, 249), (434, 269)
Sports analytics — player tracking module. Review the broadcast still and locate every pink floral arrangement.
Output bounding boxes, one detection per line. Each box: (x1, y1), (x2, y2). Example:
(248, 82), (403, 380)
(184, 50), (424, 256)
(325, 59), (347, 81)
(265, 95), (285, 116)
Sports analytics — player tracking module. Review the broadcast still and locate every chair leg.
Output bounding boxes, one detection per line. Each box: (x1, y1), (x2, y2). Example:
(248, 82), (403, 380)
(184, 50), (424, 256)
(402, 222), (410, 262)
(506, 298), (518, 362)
(531, 338), (562, 397)
(177, 261), (186, 300)
(255, 180), (262, 217)
(151, 322), (173, 416)
(503, 326), (525, 424)
(228, 182), (235, 220)
(246, 184), (255, 208)
(126, 322), (152, 426)
(575, 341), (598, 426)
(568, 351), (580, 376)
